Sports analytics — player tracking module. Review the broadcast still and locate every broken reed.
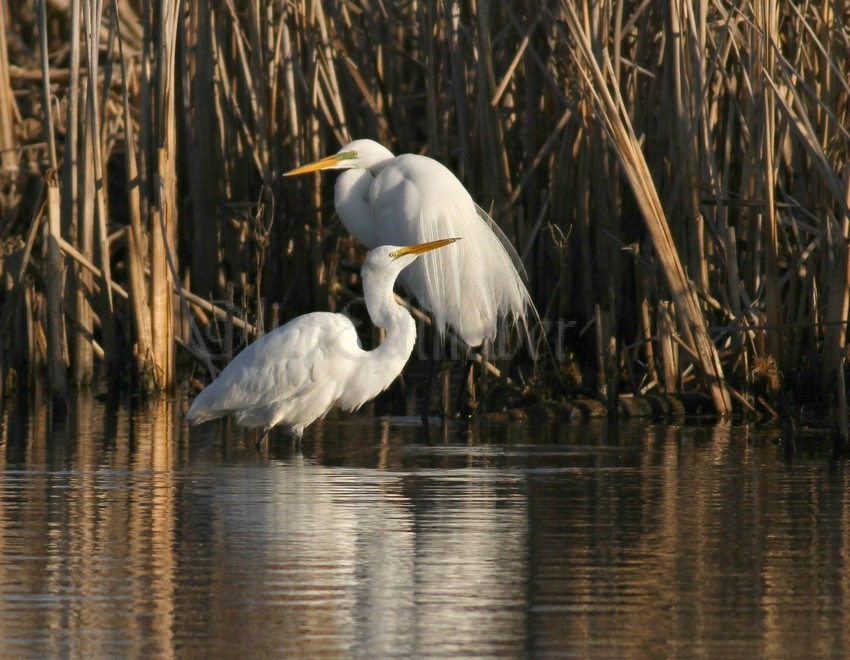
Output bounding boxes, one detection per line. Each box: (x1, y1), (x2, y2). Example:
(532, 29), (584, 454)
(0, 0), (847, 417)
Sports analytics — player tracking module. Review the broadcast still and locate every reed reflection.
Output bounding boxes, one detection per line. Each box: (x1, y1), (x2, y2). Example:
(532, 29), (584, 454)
(525, 422), (850, 656)
(0, 398), (848, 657)
(0, 394), (180, 657)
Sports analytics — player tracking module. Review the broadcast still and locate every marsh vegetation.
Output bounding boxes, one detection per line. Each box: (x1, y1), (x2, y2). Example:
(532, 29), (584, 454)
(0, 0), (848, 422)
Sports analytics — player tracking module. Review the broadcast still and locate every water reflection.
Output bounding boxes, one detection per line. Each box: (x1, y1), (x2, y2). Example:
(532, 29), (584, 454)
(0, 395), (847, 656)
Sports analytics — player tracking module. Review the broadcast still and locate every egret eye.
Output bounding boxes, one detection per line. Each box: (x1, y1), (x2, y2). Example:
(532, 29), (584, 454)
(351, 151), (358, 157)
(389, 251), (397, 258)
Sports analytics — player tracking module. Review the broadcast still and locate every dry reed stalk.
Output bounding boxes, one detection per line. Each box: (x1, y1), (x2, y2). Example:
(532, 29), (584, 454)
(516, 18), (550, 254)
(117, 47), (153, 378)
(63, 307), (104, 361)
(182, 289), (258, 336)
(756, 0), (783, 374)
(475, 0), (511, 206)
(445, 1), (471, 177)
(83, 0), (119, 381)
(824, 166), (850, 381)
(250, 1), (274, 180)
(222, 0), (269, 179)
(0, 189), (45, 395)
(136, 0), (152, 225)
(60, 0), (91, 387)
(36, 0), (57, 171)
(491, 20), (533, 109)
(665, 0), (694, 219)
(149, 0), (181, 390)
(594, 305), (606, 397)
(267, 3), (283, 149)
(36, 0), (65, 401)
(419, 0), (439, 159)
(24, 281), (38, 383)
(338, 54), (391, 145)
(573, 126), (596, 323)
(76, 72), (96, 385)
(506, 109), (571, 213)
(182, 1), (220, 300)
(280, 14), (300, 141)
(766, 72), (846, 211)
(125, 225), (154, 387)
(0, 0), (17, 177)
(45, 170), (67, 404)
(635, 243), (658, 387)
(562, 0), (731, 414)
(658, 301), (678, 393)
(717, 103), (743, 321)
(313, 1), (349, 144)
(59, 236), (127, 299)
(150, 205), (171, 388)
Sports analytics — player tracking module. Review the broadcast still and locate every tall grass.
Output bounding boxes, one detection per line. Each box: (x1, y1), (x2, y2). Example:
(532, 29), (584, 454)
(0, 0), (847, 419)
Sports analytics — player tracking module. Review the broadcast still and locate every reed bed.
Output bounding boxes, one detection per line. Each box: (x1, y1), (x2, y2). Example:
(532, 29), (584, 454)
(0, 0), (847, 421)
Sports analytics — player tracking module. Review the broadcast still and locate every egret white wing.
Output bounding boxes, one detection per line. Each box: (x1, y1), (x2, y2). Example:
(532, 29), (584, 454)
(369, 154), (530, 345)
(186, 312), (360, 426)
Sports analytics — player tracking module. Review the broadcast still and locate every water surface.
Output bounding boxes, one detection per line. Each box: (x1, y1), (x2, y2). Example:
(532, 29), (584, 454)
(0, 395), (847, 656)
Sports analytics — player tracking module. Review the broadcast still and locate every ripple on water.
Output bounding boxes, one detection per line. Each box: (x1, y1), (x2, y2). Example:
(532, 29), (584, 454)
(0, 404), (847, 657)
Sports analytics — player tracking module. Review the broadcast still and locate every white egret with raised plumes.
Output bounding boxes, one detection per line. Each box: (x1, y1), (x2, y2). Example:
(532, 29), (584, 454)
(284, 139), (532, 347)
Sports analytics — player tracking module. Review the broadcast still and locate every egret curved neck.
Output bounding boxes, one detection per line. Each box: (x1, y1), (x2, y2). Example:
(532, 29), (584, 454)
(363, 268), (417, 366)
(335, 169), (379, 247)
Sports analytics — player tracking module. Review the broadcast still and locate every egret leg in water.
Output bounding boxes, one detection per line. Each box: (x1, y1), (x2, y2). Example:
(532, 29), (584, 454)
(455, 341), (492, 417)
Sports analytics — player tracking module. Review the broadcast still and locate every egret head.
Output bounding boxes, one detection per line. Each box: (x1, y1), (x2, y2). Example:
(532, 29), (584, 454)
(363, 238), (460, 278)
(283, 139), (394, 176)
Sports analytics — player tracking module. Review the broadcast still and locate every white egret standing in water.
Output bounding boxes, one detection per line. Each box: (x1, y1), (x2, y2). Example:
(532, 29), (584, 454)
(284, 139), (532, 347)
(186, 238), (459, 443)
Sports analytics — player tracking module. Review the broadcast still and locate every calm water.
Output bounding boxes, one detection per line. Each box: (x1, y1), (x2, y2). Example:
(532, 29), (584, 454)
(0, 394), (847, 657)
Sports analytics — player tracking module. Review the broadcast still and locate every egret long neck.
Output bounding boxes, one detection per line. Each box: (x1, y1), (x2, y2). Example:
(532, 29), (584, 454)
(334, 169), (379, 247)
(362, 268), (417, 384)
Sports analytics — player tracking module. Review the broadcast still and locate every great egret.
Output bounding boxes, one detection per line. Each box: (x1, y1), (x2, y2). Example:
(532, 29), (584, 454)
(186, 238), (458, 443)
(284, 139), (532, 347)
